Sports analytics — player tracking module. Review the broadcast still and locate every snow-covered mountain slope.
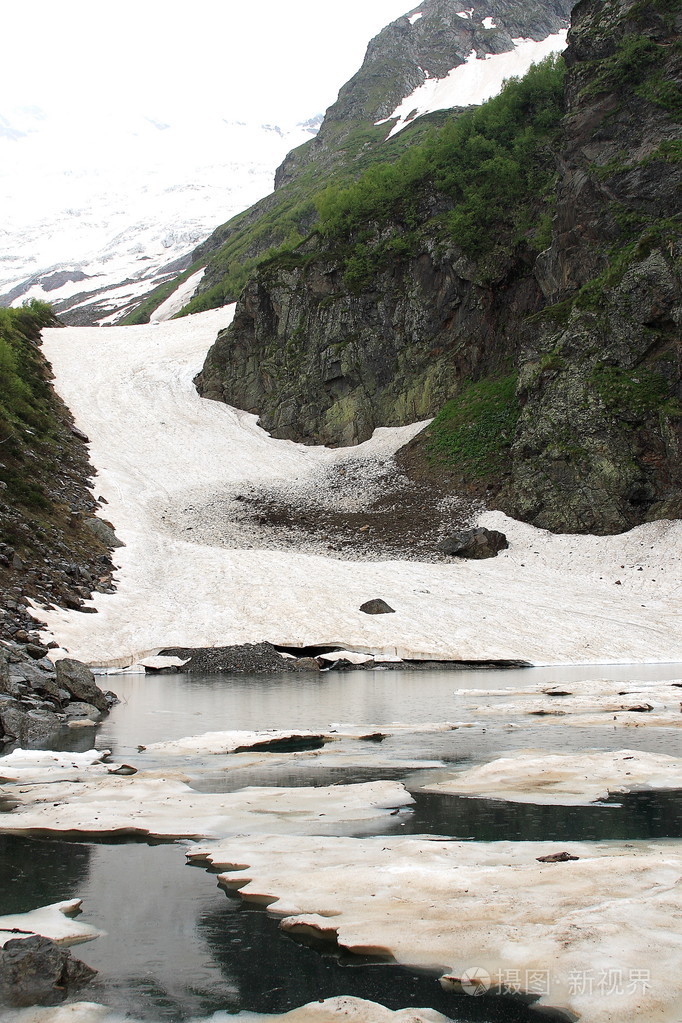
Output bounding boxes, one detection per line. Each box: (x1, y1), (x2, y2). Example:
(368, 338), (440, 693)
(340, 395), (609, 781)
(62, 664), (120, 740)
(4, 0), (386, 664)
(0, 109), (317, 324)
(37, 311), (682, 667)
(187, 0), (574, 320)
(378, 29), (567, 137)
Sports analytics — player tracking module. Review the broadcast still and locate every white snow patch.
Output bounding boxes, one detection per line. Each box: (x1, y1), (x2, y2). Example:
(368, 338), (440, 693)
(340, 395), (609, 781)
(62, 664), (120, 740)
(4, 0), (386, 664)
(318, 650), (375, 664)
(152, 267), (206, 322)
(408, 11), (423, 24)
(37, 310), (682, 667)
(456, 9), (474, 18)
(0, 749), (110, 783)
(0, 777), (412, 839)
(384, 30), (568, 138)
(0, 901), (102, 947)
(482, 16), (497, 29)
(0, 999), (453, 1023)
(0, 1007), (112, 1023)
(137, 655), (189, 670)
(424, 749), (682, 804)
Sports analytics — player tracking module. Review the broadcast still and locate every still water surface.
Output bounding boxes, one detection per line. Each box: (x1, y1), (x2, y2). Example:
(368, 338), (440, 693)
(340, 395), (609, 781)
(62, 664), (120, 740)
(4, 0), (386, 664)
(2, 663), (682, 1021)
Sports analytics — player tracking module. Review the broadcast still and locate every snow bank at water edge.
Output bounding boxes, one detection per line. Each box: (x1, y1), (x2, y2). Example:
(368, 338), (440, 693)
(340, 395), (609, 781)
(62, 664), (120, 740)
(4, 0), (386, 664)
(0, 997), (455, 1023)
(0, 902), (102, 948)
(38, 309), (682, 667)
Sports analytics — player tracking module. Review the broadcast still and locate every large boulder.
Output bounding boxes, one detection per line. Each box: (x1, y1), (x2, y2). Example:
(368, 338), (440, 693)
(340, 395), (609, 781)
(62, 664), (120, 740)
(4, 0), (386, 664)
(0, 935), (97, 1006)
(0, 702), (63, 747)
(438, 527), (509, 560)
(54, 659), (115, 713)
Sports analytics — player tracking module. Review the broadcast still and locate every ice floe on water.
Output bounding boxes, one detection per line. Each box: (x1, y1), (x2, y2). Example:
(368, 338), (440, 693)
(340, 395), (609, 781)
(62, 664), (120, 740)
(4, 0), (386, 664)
(0, 998), (454, 1023)
(0, 750), (110, 783)
(454, 676), (682, 728)
(188, 834), (682, 1023)
(423, 749), (682, 804)
(0, 901), (102, 948)
(0, 775), (411, 839)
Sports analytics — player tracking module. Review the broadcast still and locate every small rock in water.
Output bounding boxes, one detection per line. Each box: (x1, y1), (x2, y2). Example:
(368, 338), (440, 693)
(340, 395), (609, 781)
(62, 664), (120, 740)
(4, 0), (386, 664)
(359, 599), (395, 615)
(0, 935), (97, 1006)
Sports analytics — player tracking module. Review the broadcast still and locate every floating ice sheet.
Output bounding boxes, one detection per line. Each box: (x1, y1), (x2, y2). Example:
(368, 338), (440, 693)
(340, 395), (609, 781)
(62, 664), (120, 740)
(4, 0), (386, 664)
(423, 749), (682, 804)
(189, 834), (682, 1023)
(0, 901), (102, 948)
(0, 777), (412, 839)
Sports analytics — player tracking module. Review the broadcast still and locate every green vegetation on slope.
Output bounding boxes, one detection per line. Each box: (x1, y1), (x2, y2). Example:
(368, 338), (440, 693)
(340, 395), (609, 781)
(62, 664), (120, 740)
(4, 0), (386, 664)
(175, 110), (453, 318)
(425, 375), (521, 483)
(315, 56), (565, 272)
(0, 301), (62, 510)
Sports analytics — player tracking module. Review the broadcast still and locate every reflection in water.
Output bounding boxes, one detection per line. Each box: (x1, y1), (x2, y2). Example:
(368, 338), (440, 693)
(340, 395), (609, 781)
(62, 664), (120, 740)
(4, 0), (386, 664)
(403, 789), (682, 842)
(61, 662), (682, 759)
(0, 835), (91, 916)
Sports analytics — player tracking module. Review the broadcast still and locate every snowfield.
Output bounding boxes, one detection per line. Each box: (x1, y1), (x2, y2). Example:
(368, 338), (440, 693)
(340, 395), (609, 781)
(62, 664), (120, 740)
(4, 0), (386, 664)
(379, 31), (568, 138)
(38, 309), (682, 667)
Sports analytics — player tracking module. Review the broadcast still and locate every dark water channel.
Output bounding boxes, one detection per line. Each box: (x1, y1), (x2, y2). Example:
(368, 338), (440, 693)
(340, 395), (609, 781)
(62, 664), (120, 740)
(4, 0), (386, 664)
(2, 663), (682, 1021)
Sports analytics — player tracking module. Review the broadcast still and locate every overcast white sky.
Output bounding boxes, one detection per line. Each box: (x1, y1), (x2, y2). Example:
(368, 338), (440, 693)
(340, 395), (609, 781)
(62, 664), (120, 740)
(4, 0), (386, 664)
(1, 0), (415, 126)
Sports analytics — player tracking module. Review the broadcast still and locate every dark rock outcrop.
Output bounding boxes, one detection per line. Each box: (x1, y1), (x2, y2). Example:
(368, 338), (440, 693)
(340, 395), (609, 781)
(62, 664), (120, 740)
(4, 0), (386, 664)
(438, 527), (509, 559)
(505, 0), (682, 532)
(159, 642), (320, 674)
(0, 645), (117, 749)
(54, 658), (114, 713)
(0, 935), (97, 1007)
(195, 239), (540, 446)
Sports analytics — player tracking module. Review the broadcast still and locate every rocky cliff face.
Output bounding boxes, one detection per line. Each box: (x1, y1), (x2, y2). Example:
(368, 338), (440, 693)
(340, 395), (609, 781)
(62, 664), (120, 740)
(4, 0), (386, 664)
(0, 304), (117, 645)
(507, 0), (682, 532)
(187, 0), (574, 318)
(197, 0), (680, 535)
(196, 240), (539, 446)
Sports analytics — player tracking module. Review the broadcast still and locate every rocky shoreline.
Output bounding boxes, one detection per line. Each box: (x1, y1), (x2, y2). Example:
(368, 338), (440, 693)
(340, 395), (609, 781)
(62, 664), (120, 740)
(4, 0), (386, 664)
(157, 641), (530, 674)
(0, 643), (117, 750)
